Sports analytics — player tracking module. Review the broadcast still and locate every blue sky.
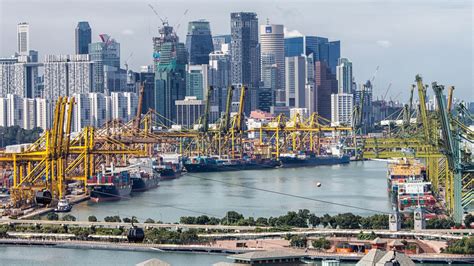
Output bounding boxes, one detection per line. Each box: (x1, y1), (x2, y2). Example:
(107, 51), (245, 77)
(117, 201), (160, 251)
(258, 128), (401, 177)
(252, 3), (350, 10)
(1, 0), (472, 101)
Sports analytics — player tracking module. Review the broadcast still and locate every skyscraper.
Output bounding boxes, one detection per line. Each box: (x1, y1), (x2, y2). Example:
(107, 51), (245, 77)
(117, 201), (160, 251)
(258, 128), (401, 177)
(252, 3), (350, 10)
(185, 20), (213, 65)
(285, 56), (306, 108)
(88, 34), (120, 92)
(230, 12), (259, 114)
(75, 22), (92, 55)
(285, 36), (340, 75)
(259, 24), (284, 92)
(336, 58), (353, 94)
(154, 41), (187, 124)
(315, 61), (337, 120)
(17, 22), (29, 55)
(186, 64), (208, 100)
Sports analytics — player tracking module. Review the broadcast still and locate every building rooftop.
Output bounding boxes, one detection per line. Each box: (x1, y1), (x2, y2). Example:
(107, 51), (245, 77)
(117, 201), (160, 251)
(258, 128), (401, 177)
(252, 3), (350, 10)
(135, 258), (170, 266)
(228, 250), (305, 262)
(356, 249), (415, 266)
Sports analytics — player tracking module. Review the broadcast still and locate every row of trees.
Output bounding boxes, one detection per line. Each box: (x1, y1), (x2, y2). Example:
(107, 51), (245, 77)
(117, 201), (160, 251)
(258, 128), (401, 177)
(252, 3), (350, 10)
(444, 237), (474, 254)
(179, 210), (463, 230)
(0, 126), (43, 147)
(180, 210), (390, 229)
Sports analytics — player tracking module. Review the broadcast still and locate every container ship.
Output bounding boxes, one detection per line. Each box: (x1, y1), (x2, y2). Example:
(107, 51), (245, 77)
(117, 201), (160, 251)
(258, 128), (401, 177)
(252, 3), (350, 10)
(184, 156), (280, 173)
(387, 158), (436, 212)
(156, 154), (183, 180)
(128, 158), (160, 192)
(279, 152), (350, 168)
(87, 170), (132, 202)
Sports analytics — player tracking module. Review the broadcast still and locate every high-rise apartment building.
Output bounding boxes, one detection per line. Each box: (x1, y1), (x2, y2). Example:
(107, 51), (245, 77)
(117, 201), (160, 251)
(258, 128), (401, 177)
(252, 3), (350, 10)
(285, 56), (306, 108)
(230, 12), (259, 114)
(44, 54), (94, 99)
(0, 56), (39, 98)
(331, 93), (353, 126)
(17, 22), (29, 55)
(336, 58), (353, 94)
(75, 22), (92, 55)
(259, 24), (284, 93)
(89, 34), (120, 92)
(185, 20), (213, 65)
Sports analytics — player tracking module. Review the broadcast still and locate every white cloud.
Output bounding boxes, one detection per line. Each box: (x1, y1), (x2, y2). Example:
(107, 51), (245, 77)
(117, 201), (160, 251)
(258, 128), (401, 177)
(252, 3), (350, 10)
(284, 27), (303, 38)
(121, 29), (134, 36)
(376, 40), (392, 48)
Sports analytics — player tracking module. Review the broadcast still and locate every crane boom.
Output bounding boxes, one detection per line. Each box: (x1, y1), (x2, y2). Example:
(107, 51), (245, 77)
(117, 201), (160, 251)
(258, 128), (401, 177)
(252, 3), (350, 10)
(236, 86), (247, 132)
(202, 86), (214, 133)
(447, 86), (454, 112)
(222, 86), (234, 133)
(415, 75), (431, 142)
(134, 83), (145, 131)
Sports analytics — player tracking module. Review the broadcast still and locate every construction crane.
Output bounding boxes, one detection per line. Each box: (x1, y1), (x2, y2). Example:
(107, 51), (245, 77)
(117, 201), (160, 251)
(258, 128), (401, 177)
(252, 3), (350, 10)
(382, 82), (392, 101)
(148, 4), (167, 25)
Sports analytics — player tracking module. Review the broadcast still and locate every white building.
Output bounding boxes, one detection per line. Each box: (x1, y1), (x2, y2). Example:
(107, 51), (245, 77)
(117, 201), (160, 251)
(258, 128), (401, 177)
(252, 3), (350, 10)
(331, 93), (353, 126)
(17, 22), (29, 55)
(175, 96), (204, 128)
(111, 92), (137, 122)
(89, 93), (108, 128)
(0, 98), (7, 127)
(0, 56), (39, 98)
(336, 58), (353, 94)
(44, 54), (94, 100)
(35, 98), (52, 130)
(22, 98), (36, 129)
(285, 56), (306, 108)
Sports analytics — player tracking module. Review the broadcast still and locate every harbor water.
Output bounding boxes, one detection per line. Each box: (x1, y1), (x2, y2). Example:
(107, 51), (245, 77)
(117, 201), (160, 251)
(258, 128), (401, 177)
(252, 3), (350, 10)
(68, 160), (392, 222)
(0, 246), (451, 266)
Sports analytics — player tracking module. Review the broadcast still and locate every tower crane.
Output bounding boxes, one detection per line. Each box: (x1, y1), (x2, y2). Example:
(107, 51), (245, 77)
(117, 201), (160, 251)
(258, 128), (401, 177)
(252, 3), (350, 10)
(447, 86), (454, 112)
(134, 83), (145, 131)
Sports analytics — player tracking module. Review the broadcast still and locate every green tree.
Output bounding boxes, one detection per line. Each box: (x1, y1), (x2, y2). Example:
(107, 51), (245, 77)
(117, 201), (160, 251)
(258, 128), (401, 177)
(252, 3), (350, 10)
(312, 237), (331, 249)
(289, 235), (307, 248)
(104, 216), (121, 223)
(222, 211), (244, 225)
(464, 214), (474, 228)
(46, 212), (59, 221)
(144, 218), (155, 223)
(62, 214), (76, 221)
(180, 216), (196, 224)
(88, 215), (98, 222)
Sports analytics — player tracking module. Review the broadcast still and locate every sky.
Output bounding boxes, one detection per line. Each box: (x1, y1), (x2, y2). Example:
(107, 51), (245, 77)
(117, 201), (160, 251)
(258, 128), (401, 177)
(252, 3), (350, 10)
(1, 0), (473, 101)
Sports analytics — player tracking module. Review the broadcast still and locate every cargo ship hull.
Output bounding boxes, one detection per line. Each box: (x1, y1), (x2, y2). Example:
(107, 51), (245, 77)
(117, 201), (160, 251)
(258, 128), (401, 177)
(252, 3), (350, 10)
(131, 176), (159, 192)
(89, 185), (132, 202)
(184, 159), (280, 173)
(159, 168), (182, 180)
(279, 155), (350, 168)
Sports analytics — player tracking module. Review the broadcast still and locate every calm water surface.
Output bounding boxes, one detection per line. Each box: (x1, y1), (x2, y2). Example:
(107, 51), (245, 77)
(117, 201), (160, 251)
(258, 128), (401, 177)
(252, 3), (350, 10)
(67, 161), (391, 222)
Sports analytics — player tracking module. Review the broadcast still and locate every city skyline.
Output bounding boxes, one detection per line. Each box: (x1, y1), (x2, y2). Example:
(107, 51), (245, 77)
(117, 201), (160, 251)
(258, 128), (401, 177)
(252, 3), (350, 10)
(0, 0), (472, 101)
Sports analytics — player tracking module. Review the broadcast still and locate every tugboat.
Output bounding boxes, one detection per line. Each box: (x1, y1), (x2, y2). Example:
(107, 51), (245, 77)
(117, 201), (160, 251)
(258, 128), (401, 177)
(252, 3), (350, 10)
(54, 198), (72, 212)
